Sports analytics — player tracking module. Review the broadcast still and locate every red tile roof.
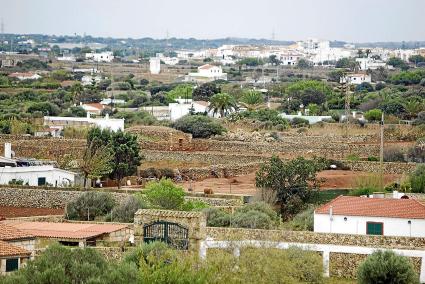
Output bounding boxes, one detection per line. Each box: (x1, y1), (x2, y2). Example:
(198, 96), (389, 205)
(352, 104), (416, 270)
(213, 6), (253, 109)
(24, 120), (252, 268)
(0, 224), (35, 241)
(2, 221), (128, 240)
(0, 240), (31, 257)
(315, 196), (425, 219)
(198, 64), (215, 70)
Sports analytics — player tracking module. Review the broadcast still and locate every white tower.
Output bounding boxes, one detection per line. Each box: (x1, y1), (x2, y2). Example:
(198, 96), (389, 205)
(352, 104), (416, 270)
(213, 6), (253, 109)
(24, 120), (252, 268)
(149, 57), (161, 74)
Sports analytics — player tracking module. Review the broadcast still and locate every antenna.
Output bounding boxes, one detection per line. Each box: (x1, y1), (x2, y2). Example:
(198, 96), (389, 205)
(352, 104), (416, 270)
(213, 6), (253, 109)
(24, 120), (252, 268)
(271, 29), (275, 41)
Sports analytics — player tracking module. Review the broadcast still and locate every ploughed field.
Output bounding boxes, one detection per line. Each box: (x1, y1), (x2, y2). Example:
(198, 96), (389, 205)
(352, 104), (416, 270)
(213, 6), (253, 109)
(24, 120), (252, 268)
(0, 206), (64, 218)
(180, 170), (402, 195)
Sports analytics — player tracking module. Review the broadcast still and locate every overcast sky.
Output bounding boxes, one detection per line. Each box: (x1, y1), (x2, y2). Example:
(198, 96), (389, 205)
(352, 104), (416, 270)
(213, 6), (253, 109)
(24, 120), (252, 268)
(1, 0), (425, 42)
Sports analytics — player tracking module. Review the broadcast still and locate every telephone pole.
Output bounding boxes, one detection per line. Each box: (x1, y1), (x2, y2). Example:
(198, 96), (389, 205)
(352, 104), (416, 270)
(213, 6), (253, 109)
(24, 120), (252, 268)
(379, 112), (385, 190)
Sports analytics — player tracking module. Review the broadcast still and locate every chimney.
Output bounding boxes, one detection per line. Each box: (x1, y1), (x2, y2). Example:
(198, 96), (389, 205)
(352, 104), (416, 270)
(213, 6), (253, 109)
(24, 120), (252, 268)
(4, 142), (11, 159)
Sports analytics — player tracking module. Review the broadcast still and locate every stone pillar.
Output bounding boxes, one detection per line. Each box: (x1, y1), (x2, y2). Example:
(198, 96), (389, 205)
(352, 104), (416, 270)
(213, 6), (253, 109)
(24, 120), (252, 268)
(322, 250), (330, 277)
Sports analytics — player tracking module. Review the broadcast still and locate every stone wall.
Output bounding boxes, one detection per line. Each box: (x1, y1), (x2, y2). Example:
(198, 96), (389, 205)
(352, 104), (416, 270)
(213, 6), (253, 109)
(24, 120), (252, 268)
(205, 227), (425, 250)
(0, 187), (241, 209)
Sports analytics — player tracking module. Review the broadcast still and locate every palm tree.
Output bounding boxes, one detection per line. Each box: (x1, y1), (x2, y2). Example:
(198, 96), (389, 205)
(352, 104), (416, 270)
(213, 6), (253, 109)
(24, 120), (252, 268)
(239, 90), (265, 111)
(70, 82), (84, 105)
(365, 49), (372, 58)
(208, 93), (237, 118)
(403, 100), (424, 120)
(357, 49), (364, 58)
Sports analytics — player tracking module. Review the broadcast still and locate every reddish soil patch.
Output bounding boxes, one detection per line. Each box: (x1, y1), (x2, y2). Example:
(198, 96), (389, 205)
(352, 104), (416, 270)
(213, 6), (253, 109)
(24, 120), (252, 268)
(0, 206), (64, 218)
(180, 170), (402, 195)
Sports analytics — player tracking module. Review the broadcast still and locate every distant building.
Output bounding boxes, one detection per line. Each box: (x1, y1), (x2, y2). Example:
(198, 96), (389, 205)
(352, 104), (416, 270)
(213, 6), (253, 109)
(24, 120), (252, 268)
(341, 73), (372, 85)
(149, 57), (161, 74)
(0, 143), (79, 187)
(314, 195), (425, 238)
(80, 103), (106, 116)
(44, 113), (125, 132)
(279, 113), (332, 124)
(56, 56), (76, 62)
(185, 64), (227, 83)
(81, 75), (102, 86)
(8, 72), (41, 81)
(85, 52), (114, 63)
(100, 98), (125, 105)
(356, 58), (387, 70)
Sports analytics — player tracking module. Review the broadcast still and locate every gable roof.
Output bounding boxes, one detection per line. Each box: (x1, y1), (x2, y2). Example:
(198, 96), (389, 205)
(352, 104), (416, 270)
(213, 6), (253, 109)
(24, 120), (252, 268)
(2, 221), (128, 240)
(315, 196), (425, 219)
(0, 223), (35, 241)
(0, 240), (31, 257)
(198, 64), (217, 70)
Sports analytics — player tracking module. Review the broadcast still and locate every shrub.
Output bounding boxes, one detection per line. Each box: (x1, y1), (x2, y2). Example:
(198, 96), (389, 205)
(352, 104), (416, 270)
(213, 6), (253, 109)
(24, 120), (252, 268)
(364, 109), (382, 122)
(346, 154), (360, 161)
(110, 196), (148, 223)
(291, 117), (310, 127)
(203, 207), (231, 227)
(66, 191), (115, 221)
(173, 115), (225, 138)
(410, 165), (425, 193)
(284, 206), (315, 231)
(123, 241), (170, 269)
(357, 250), (418, 284)
(367, 156), (379, 161)
(348, 187), (375, 196)
(232, 210), (275, 229)
(180, 200), (209, 211)
(384, 147), (406, 162)
(235, 202), (281, 224)
(143, 178), (185, 210)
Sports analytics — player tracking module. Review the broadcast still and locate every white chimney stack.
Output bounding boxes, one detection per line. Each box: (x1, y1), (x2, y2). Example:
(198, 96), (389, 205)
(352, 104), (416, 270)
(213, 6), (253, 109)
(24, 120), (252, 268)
(4, 142), (12, 159)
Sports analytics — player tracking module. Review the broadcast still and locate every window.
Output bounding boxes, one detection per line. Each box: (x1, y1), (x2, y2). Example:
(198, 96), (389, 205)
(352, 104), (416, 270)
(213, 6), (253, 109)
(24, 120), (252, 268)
(38, 177), (46, 186)
(6, 258), (19, 272)
(366, 222), (383, 235)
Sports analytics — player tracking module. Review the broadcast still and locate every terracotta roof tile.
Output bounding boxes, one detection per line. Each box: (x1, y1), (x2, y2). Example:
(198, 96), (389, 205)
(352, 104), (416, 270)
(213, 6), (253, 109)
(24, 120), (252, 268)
(315, 196), (425, 219)
(0, 224), (35, 241)
(0, 240), (31, 257)
(1, 221), (128, 240)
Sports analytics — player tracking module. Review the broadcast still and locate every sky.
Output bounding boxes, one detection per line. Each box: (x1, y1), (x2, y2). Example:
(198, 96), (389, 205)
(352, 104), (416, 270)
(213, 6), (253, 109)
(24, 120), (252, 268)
(1, 0), (425, 42)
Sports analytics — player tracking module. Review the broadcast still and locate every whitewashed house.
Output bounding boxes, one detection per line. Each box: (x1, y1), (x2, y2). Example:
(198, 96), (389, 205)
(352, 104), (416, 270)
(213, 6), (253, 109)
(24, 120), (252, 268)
(8, 72), (41, 81)
(314, 196), (425, 238)
(340, 73), (372, 85)
(85, 52), (114, 63)
(356, 58), (387, 70)
(149, 57), (161, 74)
(0, 143), (79, 187)
(185, 64), (227, 83)
(44, 113), (124, 132)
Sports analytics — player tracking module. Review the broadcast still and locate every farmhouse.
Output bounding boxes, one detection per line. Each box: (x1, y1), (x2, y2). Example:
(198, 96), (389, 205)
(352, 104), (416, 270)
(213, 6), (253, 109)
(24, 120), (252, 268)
(314, 195), (425, 237)
(0, 224), (36, 275)
(0, 143), (79, 187)
(44, 113), (124, 132)
(185, 64), (227, 83)
(8, 72), (41, 81)
(1, 221), (132, 248)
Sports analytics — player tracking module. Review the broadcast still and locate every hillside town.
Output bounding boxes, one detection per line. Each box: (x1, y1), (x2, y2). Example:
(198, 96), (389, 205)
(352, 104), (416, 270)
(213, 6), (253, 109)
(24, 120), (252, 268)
(1, 1), (425, 283)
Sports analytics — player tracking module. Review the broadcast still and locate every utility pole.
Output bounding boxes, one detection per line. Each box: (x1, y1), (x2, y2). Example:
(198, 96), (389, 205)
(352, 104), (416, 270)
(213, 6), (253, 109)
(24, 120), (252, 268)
(338, 74), (350, 137)
(380, 112), (385, 190)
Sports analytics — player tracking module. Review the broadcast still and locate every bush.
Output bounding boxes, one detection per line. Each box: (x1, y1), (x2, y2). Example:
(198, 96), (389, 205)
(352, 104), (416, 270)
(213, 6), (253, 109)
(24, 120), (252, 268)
(173, 115), (225, 138)
(364, 109), (382, 122)
(367, 156), (379, 161)
(284, 206), (315, 231)
(143, 178), (185, 210)
(348, 187), (375, 196)
(66, 191), (115, 220)
(123, 241), (170, 269)
(410, 165), (425, 193)
(231, 202), (280, 229)
(180, 200), (209, 211)
(203, 207), (231, 227)
(110, 196), (148, 223)
(346, 154), (360, 161)
(291, 117), (310, 127)
(358, 250), (418, 284)
(384, 147), (406, 162)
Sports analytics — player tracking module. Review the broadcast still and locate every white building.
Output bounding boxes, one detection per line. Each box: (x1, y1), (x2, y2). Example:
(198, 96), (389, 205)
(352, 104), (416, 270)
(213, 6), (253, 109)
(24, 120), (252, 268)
(85, 52), (114, 63)
(341, 73), (372, 85)
(81, 75), (102, 86)
(314, 195), (425, 238)
(149, 57), (161, 74)
(80, 103), (106, 116)
(356, 58), (387, 70)
(44, 113), (124, 132)
(185, 64), (227, 83)
(57, 56), (76, 62)
(280, 113), (332, 124)
(169, 100), (209, 121)
(8, 72), (41, 81)
(0, 143), (78, 187)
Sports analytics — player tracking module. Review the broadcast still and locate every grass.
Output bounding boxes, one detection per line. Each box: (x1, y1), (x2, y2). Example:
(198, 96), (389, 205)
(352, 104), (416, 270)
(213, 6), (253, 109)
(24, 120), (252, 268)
(308, 189), (349, 204)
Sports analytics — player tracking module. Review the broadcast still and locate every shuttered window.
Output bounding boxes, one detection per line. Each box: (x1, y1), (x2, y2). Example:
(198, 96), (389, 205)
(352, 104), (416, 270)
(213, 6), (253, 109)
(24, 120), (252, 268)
(366, 222), (383, 235)
(6, 258), (19, 272)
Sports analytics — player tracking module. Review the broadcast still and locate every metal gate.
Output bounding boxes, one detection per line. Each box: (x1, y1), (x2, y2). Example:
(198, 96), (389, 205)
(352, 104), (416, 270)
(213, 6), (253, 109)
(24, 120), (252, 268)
(143, 221), (189, 250)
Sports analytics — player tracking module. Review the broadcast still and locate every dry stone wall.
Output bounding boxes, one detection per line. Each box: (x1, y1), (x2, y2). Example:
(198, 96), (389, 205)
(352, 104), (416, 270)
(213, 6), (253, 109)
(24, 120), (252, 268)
(344, 160), (417, 174)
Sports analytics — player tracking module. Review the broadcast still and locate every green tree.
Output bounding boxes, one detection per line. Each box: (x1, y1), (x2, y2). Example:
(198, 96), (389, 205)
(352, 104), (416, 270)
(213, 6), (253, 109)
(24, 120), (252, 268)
(70, 82), (84, 104)
(66, 191), (115, 220)
(286, 80), (331, 107)
(166, 84), (193, 103)
(208, 93), (237, 117)
(364, 109), (383, 122)
(110, 131), (142, 188)
(143, 178), (186, 210)
(255, 156), (321, 220)
(268, 55), (281, 66)
(358, 250), (418, 284)
(192, 82), (221, 101)
(410, 165), (425, 193)
(297, 58), (312, 69)
(173, 115), (225, 138)
(79, 140), (114, 189)
(27, 102), (60, 116)
(238, 57), (264, 67)
(387, 57), (408, 70)
(239, 90), (264, 111)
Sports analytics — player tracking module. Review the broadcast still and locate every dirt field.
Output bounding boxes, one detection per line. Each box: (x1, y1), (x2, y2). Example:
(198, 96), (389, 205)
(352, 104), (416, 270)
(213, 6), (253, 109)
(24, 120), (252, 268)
(180, 170), (402, 195)
(0, 206), (64, 218)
